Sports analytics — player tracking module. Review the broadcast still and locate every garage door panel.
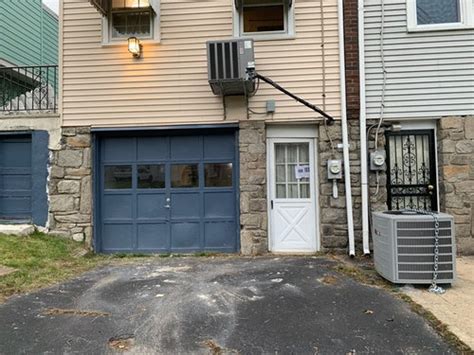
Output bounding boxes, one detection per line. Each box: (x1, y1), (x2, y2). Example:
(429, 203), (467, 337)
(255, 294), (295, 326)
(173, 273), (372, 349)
(204, 135), (234, 160)
(137, 137), (169, 161)
(170, 136), (201, 160)
(171, 193), (200, 218)
(137, 194), (167, 219)
(204, 192), (235, 218)
(2, 175), (31, 191)
(0, 141), (31, 167)
(98, 131), (238, 253)
(171, 222), (200, 249)
(103, 138), (136, 162)
(0, 136), (32, 221)
(103, 194), (133, 220)
(204, 222), (236, 249)
(0, 197), (31, 216)
(102, 224), (134, 251)
(137, 223), (169, 250)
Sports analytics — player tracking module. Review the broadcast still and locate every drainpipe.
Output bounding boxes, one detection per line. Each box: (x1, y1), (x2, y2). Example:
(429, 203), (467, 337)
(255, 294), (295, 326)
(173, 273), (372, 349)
(337, 0), (355, 256)
(358, 0), (371, 255)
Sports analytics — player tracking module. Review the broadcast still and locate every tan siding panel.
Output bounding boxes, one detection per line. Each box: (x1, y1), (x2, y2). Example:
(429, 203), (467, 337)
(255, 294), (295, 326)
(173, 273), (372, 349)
(62, 0), (341, 127)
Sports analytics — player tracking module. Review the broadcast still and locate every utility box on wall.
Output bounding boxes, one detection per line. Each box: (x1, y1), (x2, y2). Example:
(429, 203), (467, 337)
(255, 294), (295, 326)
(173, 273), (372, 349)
(207, 39), (255, 96)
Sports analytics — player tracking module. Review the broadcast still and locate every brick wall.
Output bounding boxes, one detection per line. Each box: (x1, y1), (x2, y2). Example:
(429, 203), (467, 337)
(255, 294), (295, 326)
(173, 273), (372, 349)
(343, 0), (360, 121)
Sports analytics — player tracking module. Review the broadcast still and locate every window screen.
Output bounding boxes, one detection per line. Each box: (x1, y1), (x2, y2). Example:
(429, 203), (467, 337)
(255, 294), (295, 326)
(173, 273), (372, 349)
(416, 0), (460, 25)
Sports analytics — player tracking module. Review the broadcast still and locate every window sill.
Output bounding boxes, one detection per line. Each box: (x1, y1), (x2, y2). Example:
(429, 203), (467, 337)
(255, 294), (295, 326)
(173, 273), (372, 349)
(236, 34), (296, 41)
(101, 38), (161, 47)
(407, 23), (474, 32)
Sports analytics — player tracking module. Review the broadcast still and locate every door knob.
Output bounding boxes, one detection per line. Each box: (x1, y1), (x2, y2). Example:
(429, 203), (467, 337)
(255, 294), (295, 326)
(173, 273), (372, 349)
(428, 185), (434, 191)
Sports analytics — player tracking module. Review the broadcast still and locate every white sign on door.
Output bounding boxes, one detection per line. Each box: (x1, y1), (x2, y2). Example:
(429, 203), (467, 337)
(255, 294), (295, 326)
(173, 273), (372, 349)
(295, 165), (310, 180)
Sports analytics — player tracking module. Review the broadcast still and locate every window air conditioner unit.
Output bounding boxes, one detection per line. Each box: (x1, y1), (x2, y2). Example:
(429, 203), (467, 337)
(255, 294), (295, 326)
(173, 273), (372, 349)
(372, 211), (456, 284)
(207, 39), (255, 96)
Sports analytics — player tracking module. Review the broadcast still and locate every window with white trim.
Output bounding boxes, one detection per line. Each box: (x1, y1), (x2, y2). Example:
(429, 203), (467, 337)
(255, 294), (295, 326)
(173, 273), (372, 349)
(407, 0), (473, 31)
(102, 0), (160, 44)
(233, 0), (295, 38)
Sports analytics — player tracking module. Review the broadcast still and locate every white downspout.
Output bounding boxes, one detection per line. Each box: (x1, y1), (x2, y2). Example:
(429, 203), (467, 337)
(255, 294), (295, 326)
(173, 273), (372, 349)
(358, 0), (371, 255)
(337, 0), (355, 256)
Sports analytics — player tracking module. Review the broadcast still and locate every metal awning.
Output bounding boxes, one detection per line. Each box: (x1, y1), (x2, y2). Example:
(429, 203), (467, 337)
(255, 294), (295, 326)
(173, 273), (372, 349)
(89, 0), (159, 17)
(89, 0), (109, 16)
(234, 0), (293, 8)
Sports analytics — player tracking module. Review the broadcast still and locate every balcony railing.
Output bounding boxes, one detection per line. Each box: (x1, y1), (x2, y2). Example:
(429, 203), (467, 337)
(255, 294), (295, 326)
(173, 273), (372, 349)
(1, 65), (58, 113)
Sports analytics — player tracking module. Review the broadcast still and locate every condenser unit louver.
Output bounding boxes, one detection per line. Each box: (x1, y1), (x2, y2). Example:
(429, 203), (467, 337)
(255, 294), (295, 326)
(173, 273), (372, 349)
(207, 39), (255, 96)
(372, 211), (456, 284)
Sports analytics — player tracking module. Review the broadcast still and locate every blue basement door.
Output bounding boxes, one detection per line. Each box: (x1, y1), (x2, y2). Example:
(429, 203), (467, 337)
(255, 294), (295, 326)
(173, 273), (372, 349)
(0, 135), (32, 221)
(98, 131), (238, 253)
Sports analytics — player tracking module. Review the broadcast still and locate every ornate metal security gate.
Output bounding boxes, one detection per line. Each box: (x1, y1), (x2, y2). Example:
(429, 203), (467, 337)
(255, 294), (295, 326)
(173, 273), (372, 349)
(385, 130), (438, 211)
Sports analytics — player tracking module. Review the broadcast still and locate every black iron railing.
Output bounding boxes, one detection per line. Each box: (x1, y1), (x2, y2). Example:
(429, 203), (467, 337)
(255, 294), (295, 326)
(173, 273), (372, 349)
(0, 65), (58, 113)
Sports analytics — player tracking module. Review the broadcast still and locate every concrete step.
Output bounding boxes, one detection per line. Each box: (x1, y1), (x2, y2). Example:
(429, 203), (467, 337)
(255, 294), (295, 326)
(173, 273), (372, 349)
(0, 224), (35, 236)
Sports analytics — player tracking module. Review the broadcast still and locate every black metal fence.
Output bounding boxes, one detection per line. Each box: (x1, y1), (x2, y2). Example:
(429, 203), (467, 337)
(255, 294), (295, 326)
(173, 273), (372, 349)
(0, 65), (58, 113)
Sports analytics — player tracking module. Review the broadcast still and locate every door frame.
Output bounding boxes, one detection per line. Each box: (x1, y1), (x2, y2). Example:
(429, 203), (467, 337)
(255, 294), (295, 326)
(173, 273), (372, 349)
(266, 134), (320, 253)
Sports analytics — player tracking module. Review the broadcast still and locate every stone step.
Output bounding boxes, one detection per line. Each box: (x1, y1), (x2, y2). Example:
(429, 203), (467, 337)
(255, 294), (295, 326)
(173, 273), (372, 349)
(0, 224), (35, 236)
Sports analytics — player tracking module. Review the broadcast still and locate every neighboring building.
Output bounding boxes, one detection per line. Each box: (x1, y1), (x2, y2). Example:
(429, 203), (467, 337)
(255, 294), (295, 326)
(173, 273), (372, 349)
(54, 0), (356, 254)
(355, 0), (474, 254)
(0, 1), (59, 227)
(0, 1), (58, 67)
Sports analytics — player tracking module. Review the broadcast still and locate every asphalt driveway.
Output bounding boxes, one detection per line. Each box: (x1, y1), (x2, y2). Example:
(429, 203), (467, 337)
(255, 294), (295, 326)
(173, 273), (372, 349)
(0, 257), (454, 354)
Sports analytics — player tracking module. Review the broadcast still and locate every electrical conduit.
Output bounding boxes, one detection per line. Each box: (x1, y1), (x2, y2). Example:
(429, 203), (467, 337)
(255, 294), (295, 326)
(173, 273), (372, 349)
(358, 0), (371, 255)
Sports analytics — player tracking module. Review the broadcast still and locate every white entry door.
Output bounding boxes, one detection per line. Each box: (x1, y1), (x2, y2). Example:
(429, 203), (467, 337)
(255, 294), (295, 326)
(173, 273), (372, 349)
(268, 139), (317, 252)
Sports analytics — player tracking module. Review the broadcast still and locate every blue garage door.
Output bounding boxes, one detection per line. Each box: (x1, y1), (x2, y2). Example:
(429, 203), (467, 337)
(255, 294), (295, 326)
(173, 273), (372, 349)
(98, 131), (238, 253)
(0, 135), (32, 221)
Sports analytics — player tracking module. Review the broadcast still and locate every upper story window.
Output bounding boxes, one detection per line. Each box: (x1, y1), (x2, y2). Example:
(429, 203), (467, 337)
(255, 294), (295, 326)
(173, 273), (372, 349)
(102, 0), (160, 44)
(233, 0), (295, 39)
(407, 0), (473, 31)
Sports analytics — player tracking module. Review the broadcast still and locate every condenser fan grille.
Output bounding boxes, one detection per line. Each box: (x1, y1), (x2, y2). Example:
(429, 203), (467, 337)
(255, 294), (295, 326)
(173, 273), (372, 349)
(396, 219), (454, 282)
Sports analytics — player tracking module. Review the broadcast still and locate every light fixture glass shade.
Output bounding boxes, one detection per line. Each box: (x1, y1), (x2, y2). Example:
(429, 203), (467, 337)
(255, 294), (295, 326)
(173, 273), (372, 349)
(128, 37), (141, 58)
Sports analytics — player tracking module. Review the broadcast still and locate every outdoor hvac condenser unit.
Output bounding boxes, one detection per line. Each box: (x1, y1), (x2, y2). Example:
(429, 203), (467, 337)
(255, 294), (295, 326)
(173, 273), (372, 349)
(207, 39), (255, 96)
(372, 211), (456, 284)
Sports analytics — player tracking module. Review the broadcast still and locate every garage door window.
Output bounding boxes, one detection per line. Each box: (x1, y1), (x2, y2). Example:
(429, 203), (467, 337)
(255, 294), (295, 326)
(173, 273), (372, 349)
(138, 165), (165, 189)
(171, 164), (199, 188)
(205, 163), (233, 187)
(104, 165), (132, 189)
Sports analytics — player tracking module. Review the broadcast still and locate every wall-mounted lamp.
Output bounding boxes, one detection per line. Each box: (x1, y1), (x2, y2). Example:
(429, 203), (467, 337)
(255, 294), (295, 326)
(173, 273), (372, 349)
(128, 37), (142, 58)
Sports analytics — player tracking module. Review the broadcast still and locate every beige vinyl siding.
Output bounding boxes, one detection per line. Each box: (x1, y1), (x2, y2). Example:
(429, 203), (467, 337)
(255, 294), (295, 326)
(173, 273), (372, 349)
(61, 0), (341, 127)
(364, 0), (474, 120)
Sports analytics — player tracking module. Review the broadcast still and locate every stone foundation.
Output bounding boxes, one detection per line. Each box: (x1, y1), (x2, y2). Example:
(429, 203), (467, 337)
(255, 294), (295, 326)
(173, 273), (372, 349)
(438, 116), (474, 255)
(48, 127), (93, 245)
(239, 120), (268, 255)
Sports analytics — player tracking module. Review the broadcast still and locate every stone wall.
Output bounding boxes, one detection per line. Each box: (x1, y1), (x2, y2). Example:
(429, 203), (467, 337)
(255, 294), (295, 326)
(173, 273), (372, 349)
(48, 127), (93, 245)
(438, 116), (474, 255)
(239, 120), (268, 255)
(318, 119), (388, 252)
(318, 122), (348, 250)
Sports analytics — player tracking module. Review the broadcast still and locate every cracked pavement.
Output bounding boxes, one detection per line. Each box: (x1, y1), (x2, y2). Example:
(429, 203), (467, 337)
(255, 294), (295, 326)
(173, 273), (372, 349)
(0, 256), (455, 354)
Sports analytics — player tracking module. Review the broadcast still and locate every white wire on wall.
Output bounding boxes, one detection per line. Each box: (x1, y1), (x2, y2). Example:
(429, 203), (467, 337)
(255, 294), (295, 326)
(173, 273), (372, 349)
(373, 0), (388, 197)
(375, 0), (387, 151)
